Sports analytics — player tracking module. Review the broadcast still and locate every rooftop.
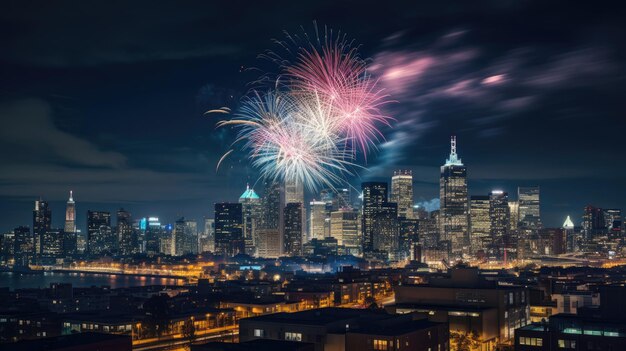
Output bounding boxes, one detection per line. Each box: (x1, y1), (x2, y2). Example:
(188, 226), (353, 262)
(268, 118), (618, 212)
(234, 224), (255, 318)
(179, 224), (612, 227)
(3, 332), (131, 351)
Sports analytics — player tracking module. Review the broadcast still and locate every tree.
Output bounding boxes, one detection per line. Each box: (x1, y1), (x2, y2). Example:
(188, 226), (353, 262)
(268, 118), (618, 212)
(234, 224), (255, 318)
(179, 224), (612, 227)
(450, 330), (481, 351)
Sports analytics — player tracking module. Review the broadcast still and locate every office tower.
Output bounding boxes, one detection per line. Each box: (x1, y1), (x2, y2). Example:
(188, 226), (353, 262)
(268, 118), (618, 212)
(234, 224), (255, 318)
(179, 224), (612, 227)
(33, 199), (51, 256)
(489, 190), (510, 259)
(0, 232), (15, 265)
(214, 202), (244, 257)
(335, 188), (351, 208)
(582, 205), (605, 240)
(562, 215), (577, 253)
(469, 195), (491, 255)
(41, 228), (63, 257)
(418, 211), (439, 249)
(373, 202), (399, 259)
(144, 217), (161, 255)
(13, 226), (33, 266)
(61, 192), (77, 257)
(285, 179), (304, 205)
(185, 219), (198, 254)
(239, 184), (261, 256)
(398, 216), (419, 260)
(173, 217), (186, 256)
(116, 208), (134, 255)
(439, 136), (469, 258)
(258, 181), (283, 257)
(361, 182), (389, 254)
(309, 200), (327, 241)
(86, 211), (112, 255)
(603, 209), (622, 238)
(201, 218), (215, 253)
(391, 170), (414, 219)
(283, 203), (303, 256)
(330, 208), (360, 256)
(518, 186), (541, 229)
(508, 201), (519, 231)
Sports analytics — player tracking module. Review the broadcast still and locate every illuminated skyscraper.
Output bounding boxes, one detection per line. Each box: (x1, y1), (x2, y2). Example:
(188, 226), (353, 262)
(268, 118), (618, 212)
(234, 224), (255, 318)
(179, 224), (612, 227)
(41, 228), (63, 258)
(330, 208), (360, 256)
(239, 184), (261, 255)
(144, 217), (161, 255)
(361, 182), (388, 254)
(391, 170), (414, 219)
(63, 191), (77, 256)
(283, 203), (303, 256)
(87, 210), (112, 255)
(469, 195), (491, 254)
(200, 218), (215, 253)
(214, 203), (243, 257)
(33, 199), (51, 257)
(508, 201), (519, 231)
(116, 208), (134, 255)
(258, 182), (283, 257)
(518, 186), (541, 229)
(398, 216), (419, 260)
(489, 190), (510, 259)
(285, 179), (304, 204)
(439, 136), (469, 258)
(174, 217), (197, 256)
(582, 205), (605, 240)
(13, 226), (33, 266)
(309, 200), (327, 241)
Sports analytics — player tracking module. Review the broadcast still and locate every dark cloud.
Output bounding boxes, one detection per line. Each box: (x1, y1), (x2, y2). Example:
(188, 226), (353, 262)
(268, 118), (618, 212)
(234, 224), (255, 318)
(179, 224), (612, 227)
(1, 0), (626, 229)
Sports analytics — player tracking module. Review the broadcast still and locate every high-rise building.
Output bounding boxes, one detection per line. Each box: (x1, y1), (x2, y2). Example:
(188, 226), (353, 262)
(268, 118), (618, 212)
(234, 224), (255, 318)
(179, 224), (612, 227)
(439, 136), (469, 258)
(33, 199), (51, 256)
(518, 186), (541, 229)
(603, 208), (622, 238)
(173, 217), (187, 256)
(330, 208), (360, 256)
(309, 200), (327, 241)
(185, 219), (198, 254)
(582, 205), (605, 240)
(239, 184), (261, 256)
(508, 201), (519, 231)
(391, 170), (414, 219)
(258, 181), (283, 257)
(86, 211), (112, 255)
(41, 228), (63, 258)
(117, 208), (134, 256)
(489, 190), (510, 259)
(200, 218), (215, 253)
(398, 216), (419, 260)
(285, 179), (304, 205)
(373, 202), (398, 259)
(469, 195), (491, 255)
(144, 217), (162, 255)
(13, 226), (33, 266)
(61, 192), (78, 257)
(283, 203), (303, 256)
(214, 202), (244, 257)
(361, 182), (389, 254)
(0, 232), (15, 265)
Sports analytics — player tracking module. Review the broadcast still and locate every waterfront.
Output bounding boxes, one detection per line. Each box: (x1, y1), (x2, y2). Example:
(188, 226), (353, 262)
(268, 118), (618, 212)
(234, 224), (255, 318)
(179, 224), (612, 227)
(0, 271), (185, 290)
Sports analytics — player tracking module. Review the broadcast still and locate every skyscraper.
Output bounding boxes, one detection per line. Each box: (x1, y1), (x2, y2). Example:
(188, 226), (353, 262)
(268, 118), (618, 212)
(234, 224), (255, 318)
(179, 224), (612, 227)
(86, 211), (112, 255)
(33, 199), (51, 257)
(309, 200), (327, 241)
(41, 228), (63, 258)
(201, 218), (215, 253)
(373, 202), (398, 259)
(13, 226), (33, 266)
(283, 203), (303, 256)
(330, 208), (360, 256)
(117, 208), (134, 256)
(63, 191), (77, 256)
(214, 203), (244, 257)
(361, 182), (388, 254)
(398, 216), (419, 260)
(285, 179), (304, 205)
(489, 190), (510, 259)
(173, 217), (187, 256)
(239, 184), (261, 256)
(258, 182), (282, 257)
(469, 195), (491, 255)
(144, 217), (161, 255)
(439, 136), (469, 258)
(518, 186), (541, 229)
(582, 205), (605, 240)
(391, 170), (414, 219)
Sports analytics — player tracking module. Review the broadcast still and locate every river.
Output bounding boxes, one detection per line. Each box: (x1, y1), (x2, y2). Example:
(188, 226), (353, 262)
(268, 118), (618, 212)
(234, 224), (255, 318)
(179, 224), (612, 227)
(0, 271), (185, 290)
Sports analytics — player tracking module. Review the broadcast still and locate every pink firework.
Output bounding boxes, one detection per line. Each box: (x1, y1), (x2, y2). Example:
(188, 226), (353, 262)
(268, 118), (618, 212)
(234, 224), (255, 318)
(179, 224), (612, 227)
(283, 30), (393, 158)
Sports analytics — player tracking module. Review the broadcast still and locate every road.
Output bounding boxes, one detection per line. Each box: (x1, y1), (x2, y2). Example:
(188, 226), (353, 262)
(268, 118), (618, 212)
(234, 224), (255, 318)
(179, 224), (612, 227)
(133, 326), (238, 351)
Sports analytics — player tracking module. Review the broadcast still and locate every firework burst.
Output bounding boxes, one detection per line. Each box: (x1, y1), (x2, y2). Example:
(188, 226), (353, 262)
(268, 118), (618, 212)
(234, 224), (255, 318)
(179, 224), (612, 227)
(210, 26), (392, 191)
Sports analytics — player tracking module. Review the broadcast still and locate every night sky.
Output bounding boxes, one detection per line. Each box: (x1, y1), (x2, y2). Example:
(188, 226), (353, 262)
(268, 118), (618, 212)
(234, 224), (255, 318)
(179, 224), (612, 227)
(1, 1), (625, 232)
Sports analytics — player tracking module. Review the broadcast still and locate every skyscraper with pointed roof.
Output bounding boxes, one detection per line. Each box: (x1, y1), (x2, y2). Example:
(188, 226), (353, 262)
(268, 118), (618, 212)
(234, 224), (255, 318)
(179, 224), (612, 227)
(239, 184), (261, 255)
(439, 136), (469, 258)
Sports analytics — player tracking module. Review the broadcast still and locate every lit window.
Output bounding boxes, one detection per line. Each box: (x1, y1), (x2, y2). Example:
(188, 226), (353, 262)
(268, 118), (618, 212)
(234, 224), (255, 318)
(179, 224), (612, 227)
(373, 339), (388, 350)
(285, 332), (302, 341)
(254, 329), (264, 337)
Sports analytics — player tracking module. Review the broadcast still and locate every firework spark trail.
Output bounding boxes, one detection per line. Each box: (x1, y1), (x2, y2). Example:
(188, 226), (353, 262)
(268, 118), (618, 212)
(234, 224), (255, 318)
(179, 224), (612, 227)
(210, 26), (392, 191)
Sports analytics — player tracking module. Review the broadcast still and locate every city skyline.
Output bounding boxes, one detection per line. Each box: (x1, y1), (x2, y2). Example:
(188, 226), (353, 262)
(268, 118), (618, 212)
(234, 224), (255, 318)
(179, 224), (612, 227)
(2, 1), (626, 231)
